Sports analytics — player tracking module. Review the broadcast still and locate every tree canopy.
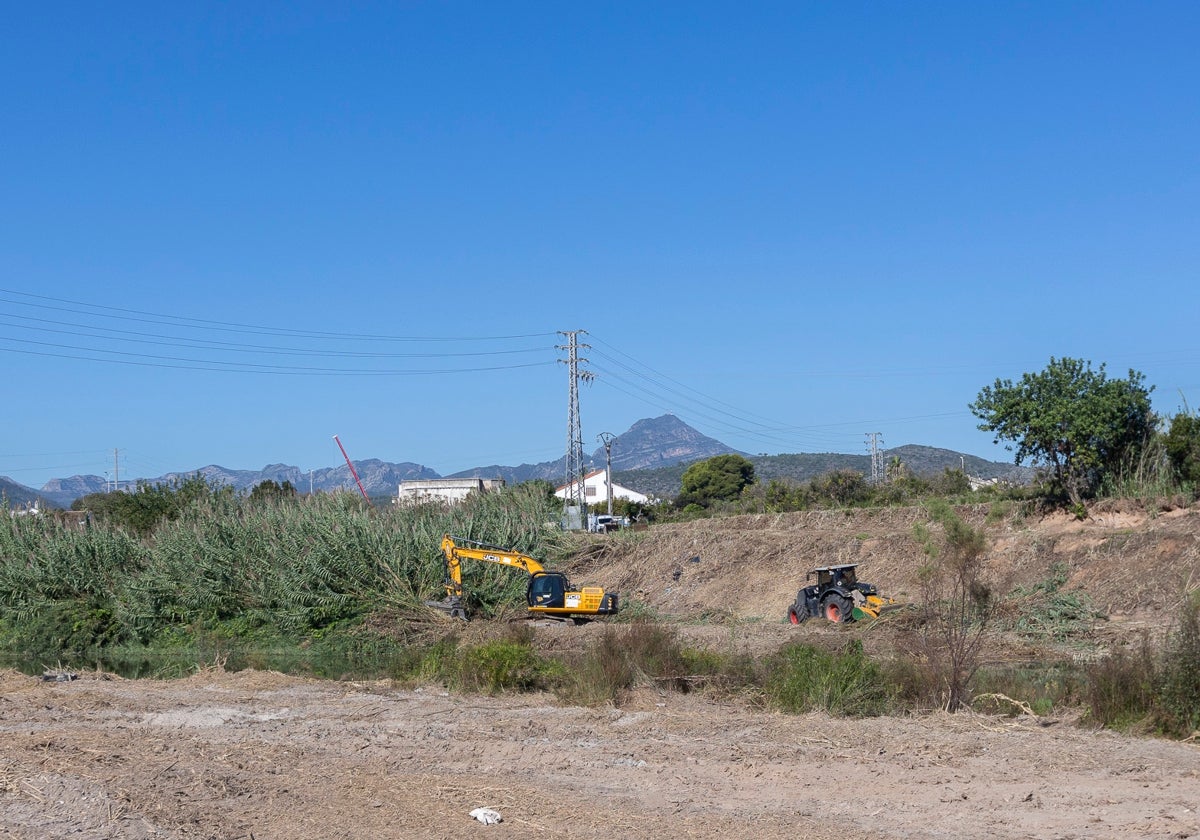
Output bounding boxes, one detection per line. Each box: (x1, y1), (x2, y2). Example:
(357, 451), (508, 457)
(969, 357), (1155, 504)
(1164, 411), (1200, 484)
(248, 479), (298, 504)
(71, 474), (232, 536)
(677, 454), (756, 509)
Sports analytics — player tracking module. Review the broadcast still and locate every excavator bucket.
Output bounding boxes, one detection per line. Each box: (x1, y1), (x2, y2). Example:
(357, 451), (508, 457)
(425, 596), (468, 621)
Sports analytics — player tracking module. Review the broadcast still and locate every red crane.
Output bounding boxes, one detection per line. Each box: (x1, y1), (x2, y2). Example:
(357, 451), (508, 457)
(332, 434), (370, 502)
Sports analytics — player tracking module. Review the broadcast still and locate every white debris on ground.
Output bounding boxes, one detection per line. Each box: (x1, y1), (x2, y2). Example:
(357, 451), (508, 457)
(469, 807), (503, 825)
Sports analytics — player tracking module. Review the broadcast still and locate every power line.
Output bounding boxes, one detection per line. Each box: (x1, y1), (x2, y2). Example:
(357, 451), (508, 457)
(0, 288), (556, 342)
(1, 289), (980, 459)
(0, 313), (554, 358)
(587, 347), (856, 449)
(587, 332), (978, 454)
(0, 342), (557, 375)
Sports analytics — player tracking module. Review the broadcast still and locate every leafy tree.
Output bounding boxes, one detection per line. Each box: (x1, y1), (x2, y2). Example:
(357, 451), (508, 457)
(763, 478), (811, 512)
(885, 456), (910, 483)
(809, 469), (871, 507)
(1164, 411), (1200, 484)
(970, 357), (1155, 504)
(676, 454), (756, 509)
(930, 468), (971, 496)
(72, 475), (230, 536)
(587, 497), (647, 521)
(248, 479), (298, 504)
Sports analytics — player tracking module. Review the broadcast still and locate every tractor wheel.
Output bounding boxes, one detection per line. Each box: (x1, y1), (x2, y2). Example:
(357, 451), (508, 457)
(824, 594), (853, 624)
(788, 605), (808, 625)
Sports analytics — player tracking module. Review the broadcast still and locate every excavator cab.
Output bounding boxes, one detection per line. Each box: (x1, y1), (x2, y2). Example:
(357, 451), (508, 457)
(528, 572), (567, 609)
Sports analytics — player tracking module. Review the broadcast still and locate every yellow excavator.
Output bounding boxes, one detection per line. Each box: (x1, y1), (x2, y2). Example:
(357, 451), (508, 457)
(427, 534), (619, 622)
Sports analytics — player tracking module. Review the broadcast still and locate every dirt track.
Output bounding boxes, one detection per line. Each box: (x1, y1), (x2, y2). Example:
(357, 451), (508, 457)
(3, 502), (1200, 839)
(2, 667), (1198, 840)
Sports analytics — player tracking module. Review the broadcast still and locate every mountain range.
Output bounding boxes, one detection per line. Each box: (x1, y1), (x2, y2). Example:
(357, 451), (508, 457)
(2, 414), (1027, 509)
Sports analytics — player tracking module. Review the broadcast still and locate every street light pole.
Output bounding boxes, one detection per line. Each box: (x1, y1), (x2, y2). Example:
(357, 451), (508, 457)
(597, 432), (615, 516)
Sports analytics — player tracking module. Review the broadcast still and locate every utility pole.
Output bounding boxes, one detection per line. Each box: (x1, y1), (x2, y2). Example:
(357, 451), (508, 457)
(113, 448), (120, 493)
(597, 432), (615, 516)
(865, 432), (884, 484)
(558, 330), (593, 529)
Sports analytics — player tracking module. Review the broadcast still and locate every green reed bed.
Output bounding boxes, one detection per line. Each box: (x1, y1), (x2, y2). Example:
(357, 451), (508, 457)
(0, 483), (560, 662)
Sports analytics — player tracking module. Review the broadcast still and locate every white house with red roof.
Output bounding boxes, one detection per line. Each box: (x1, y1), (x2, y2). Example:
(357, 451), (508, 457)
(554, 469), (650, 506)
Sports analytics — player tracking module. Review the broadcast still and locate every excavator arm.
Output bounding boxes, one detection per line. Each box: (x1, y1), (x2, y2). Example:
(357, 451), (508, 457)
(439, 534), (545, 599)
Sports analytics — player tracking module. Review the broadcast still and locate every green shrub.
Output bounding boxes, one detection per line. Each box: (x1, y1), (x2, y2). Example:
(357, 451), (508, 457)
(763, 639), (893, 717)
(552, 622), (714, 705)
(985, 500), (1013, 525)
(1156, 597), (1200, 737)
(610, 599), (660, 623)
(0, 600), (121, 658)
(911, 500), (993, 711)
(1084, 642), (1157, 731)
(458, 638), (547, 694)
(3, 482), (562, 659)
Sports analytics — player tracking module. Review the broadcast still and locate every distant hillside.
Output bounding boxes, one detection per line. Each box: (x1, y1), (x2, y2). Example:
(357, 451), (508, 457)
(1, 477), (57, 510)
(39, 475), (109, 508)
(7, 417), (1028, 508)
(449, 414), (740, 486)
(615, 446), (1031, 500)
(154, 461), (438, 496)
(595, 415), (741, 471)
(19, 414), (724, 506)
(35, 461), (439, 508)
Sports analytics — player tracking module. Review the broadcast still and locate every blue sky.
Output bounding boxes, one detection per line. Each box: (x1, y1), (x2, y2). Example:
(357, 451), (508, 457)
(2, 2), (1198, 489)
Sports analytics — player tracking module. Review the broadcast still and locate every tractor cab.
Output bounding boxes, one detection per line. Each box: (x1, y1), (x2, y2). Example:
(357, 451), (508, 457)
(812, 564), (859, 589)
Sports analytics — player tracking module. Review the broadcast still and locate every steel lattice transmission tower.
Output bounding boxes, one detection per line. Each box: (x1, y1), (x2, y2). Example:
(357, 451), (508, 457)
(866, 432), (884, 484)
(558, 330), (593, 527)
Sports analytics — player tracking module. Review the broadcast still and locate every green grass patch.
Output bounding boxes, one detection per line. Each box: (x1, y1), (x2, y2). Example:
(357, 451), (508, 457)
(972, 663), (1084, 716)
(763, 639), (894, 717)
(1083, 644), (1158, 732)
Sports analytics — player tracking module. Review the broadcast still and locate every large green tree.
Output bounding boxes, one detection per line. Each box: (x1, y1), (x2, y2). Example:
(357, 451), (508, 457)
(1164, 411), (1200, 484)
(248, 479), (298, 504)
(677, 454), (756, 508)
(969, 357), (1155, 504)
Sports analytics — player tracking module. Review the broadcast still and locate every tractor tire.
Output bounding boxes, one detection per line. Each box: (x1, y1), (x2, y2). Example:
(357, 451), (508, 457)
(788, 605), (808, 625)
(823, 594), (853, 624)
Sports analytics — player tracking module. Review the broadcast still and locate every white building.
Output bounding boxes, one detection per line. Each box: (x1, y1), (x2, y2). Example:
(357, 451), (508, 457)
(395, 477), (505, 506)
(554, 469), (650, 507)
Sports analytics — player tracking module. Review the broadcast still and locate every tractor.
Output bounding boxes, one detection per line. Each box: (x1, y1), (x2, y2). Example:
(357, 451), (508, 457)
(787, 563), (894, 624)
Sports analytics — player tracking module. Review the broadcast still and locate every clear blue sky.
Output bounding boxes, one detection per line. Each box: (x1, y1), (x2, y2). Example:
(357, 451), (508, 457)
(2, 2), (1198, 490)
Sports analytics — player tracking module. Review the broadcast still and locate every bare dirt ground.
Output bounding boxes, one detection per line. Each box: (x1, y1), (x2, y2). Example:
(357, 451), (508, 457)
(3, 502), (1199, 839)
